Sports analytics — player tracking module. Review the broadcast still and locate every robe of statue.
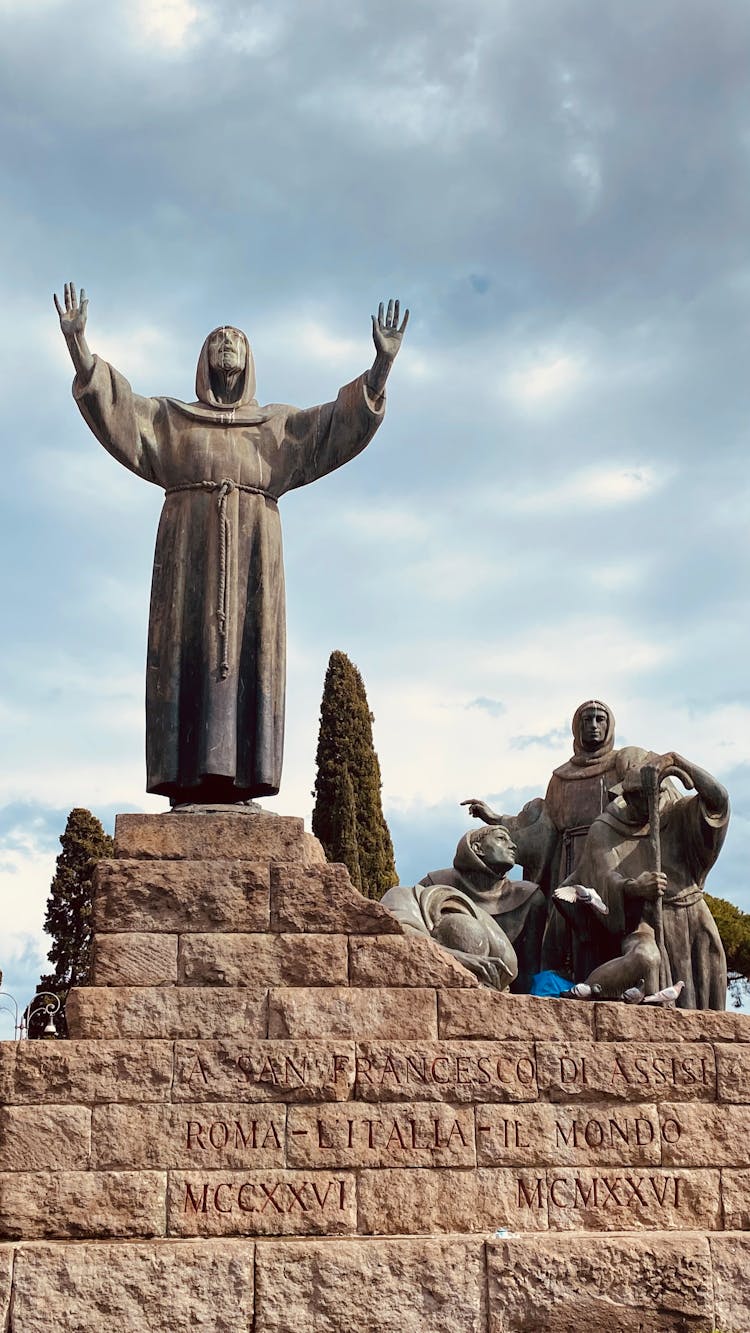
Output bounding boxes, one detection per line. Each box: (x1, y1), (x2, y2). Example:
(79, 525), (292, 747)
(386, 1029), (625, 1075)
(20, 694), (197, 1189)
(72, 333), (385, 801)
(565, 791), (729, 1009)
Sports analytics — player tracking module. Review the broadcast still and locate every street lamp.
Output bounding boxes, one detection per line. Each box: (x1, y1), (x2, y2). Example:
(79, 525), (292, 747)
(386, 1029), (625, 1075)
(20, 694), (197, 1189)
(0, 991), (61, 1040)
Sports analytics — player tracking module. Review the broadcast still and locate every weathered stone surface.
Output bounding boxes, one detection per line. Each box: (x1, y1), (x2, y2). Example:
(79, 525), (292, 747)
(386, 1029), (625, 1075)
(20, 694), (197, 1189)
(0, 1039), (172, 1104)
(357, 1167), (547, 1234)
(94, 857), (270, 933)
(439, 991), (595, 1042)
(0, 1170), (166, 1239)
(476, 1101), (661, 1167)
(0, 1244), (13, 1329)
(709, 1233), (750, 1332)
(173, 1040), (355, 1103)
(92, 932), (178, 985)
(720, 1168), (750, 1229)
(354, 1041), (538, 1104)
(715, 1042), (750, 1102)
(170, 1171), (355, 1235)
(545, 1167), (721, 1232)
(11, 1239), (254, 1332)
(660, 1102), (750, 1167)
(595, 1001), (750, 1044)
(268, 987), (437, 1040)
(92, 1103), (286, 1170)
(179, 932), (348, 987)
(255, 1238), (486, 1333)
(0, 1105), (91, 1171)
(287, 1102), (476, 1168)
(270, 861), (402, 934)
(487, 1232), (714, 1332)
(536, 1043), (716, 1103)
(66, 986), (267, 1039)
(115, 812), (324, 864)
(349, 934), (478, 987)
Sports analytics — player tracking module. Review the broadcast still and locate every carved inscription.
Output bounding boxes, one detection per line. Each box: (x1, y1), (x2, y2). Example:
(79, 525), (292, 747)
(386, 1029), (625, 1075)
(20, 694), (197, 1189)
(539, 1167), (722, 1231)
(537, 1044), (716, 1103)
(353, 1042), (537, 1103)
(169, 1170), (356, 1235)
(476, 1103), (666, 1167)
(287, 1103), (475, 1168)
(172, 1041), (354, 1103)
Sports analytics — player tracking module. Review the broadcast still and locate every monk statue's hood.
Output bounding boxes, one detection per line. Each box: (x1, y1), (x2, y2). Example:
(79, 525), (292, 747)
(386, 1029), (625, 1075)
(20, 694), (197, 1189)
(453, 831), (500, 880)
(194, 327), (258, 408)
(553, 698), (616, 782)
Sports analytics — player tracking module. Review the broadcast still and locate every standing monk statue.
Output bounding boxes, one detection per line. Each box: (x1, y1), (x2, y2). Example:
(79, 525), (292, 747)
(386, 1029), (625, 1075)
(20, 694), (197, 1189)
(55, 284), (408, 806)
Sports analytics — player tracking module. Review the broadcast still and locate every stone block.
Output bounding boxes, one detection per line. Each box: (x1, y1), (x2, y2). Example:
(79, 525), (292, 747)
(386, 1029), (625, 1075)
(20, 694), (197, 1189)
(0, 1169), (166, 1239)
(595, 1001), (750, 1044)
(169, 1170), (355, 1236)
(438, 990), (595, 1041)
(0, 1244), (12, 1329)
(114, 812), (325, 864)
(476, 1101), (661, 1167)
(178, 932), (348, 987)
(270, 862), (402, 934)
(0, 1039), (173, 1104)
(268, 987), (437, 1040)
(353, 1040), (538, 1103)
(173, 1040), (355, 1103)
(254, 1238), (486, 1333)
(544, 1167), (721, 1232)
(92, 932), (178, 985)
(0, 1105), (91, 1171)
(487, 1232), (714, 1332)
(92, 1102), (286, 1170)
(536, 1043), (716, 1103)
(356, 1167), (547, 1234)
(65, 986), (267, 1039)
(349, 934), (478, 987)
(715, 1042), (750, 1102)
(720, 1168), (750, 1229)
(11, 1239), (254, 1332)
(660, 1102), (750, 1167)
(286, 1102), (476, 1168)
(93, 857), (270, 933)
(709, 1233), (750, 1333)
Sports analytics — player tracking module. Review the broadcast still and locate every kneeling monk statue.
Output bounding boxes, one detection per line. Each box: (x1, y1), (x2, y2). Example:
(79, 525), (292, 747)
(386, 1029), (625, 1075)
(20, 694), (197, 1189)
(55, 284), (407, 806)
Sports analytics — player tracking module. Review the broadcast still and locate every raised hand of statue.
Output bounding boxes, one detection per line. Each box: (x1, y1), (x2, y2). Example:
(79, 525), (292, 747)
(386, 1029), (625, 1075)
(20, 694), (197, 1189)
(372, 299), (409, 361)
(460, 798), (500, 825)
(54, 282), (88, 338)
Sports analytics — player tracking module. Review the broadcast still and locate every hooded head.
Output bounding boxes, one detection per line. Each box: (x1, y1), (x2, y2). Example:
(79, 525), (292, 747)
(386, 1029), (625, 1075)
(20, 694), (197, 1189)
(195, 326), (257, 408)
(571, 699), (615, 765)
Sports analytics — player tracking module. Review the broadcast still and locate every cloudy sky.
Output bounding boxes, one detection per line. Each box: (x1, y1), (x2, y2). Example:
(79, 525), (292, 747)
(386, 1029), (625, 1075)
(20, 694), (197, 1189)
(1, 0), (749, 1031)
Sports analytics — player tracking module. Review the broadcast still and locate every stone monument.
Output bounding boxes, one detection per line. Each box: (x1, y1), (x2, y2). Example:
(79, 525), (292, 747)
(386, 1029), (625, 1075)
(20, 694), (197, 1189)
(1, 812), (749, 1329)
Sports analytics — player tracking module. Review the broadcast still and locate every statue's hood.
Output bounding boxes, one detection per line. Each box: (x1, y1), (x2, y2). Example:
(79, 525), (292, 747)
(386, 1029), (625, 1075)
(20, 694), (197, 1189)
(194, 327), (258, 408)
(553, 699), (616, 782)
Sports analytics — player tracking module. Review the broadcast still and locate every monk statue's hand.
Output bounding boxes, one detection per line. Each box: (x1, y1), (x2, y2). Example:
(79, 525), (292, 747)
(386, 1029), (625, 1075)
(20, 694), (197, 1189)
(626, 870), (668, 901)
(54, 282), (88, 338)
(460, 798), (498, 825)
(371, 298), (409, 360)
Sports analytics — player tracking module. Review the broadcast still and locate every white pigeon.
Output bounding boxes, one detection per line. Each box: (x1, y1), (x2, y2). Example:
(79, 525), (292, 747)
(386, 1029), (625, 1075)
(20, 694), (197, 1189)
(622, 980), (646, 1005)
(553, 883), (609, 916)
(642, 980), (685, 1007)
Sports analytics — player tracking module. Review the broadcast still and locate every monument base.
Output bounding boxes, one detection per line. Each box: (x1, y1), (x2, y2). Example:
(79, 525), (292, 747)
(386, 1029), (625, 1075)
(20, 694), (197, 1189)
(1, 812), (748, 1331)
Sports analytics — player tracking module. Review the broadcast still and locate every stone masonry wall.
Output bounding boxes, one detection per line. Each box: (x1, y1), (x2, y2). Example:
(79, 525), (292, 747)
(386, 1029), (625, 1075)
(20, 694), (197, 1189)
(0, 812), (748, 1331)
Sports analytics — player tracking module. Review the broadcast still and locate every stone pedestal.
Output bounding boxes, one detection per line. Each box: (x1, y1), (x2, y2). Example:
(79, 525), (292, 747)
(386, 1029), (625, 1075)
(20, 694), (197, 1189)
(2, 812), (749, 1330)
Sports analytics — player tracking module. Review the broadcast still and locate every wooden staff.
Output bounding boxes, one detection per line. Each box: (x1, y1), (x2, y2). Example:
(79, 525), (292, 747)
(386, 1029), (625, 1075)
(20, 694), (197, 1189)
(640, 763), (672, 991)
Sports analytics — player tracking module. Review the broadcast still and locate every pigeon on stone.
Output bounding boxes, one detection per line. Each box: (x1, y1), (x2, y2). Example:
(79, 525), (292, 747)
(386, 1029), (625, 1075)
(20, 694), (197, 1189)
(622, 980), (646, 1005)
(553, 883), (609, 916)
(642, 980), (685, 1007)
(561, 982), (602, 1000)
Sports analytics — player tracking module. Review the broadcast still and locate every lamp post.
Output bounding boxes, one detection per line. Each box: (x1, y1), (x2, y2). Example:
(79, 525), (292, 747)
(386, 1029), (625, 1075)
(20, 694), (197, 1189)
(0, 990), (60, 1040)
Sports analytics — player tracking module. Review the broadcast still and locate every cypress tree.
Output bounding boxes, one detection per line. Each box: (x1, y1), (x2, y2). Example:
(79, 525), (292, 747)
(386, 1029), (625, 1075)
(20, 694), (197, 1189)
(30, 808), (113, 1037)
(705, 893), (750, 1007)
(312, 651), (397, 899)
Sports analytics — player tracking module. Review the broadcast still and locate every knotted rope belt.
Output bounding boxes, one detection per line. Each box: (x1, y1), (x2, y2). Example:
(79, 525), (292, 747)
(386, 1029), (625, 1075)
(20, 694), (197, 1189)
(166, 479), (278, 679)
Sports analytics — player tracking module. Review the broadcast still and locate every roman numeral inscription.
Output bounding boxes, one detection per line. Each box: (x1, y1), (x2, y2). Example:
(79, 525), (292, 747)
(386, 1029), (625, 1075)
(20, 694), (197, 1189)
(518, 1168), (722, 1231)
(169, 1171), (355, 1236)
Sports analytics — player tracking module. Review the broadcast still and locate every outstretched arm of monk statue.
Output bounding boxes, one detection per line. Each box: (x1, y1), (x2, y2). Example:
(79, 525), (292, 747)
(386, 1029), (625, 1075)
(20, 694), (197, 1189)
(668, 753), (728, 818)
(54, 282), (94, 380)
(460, 799), (504, 825)
(367, 299), (409, 397)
